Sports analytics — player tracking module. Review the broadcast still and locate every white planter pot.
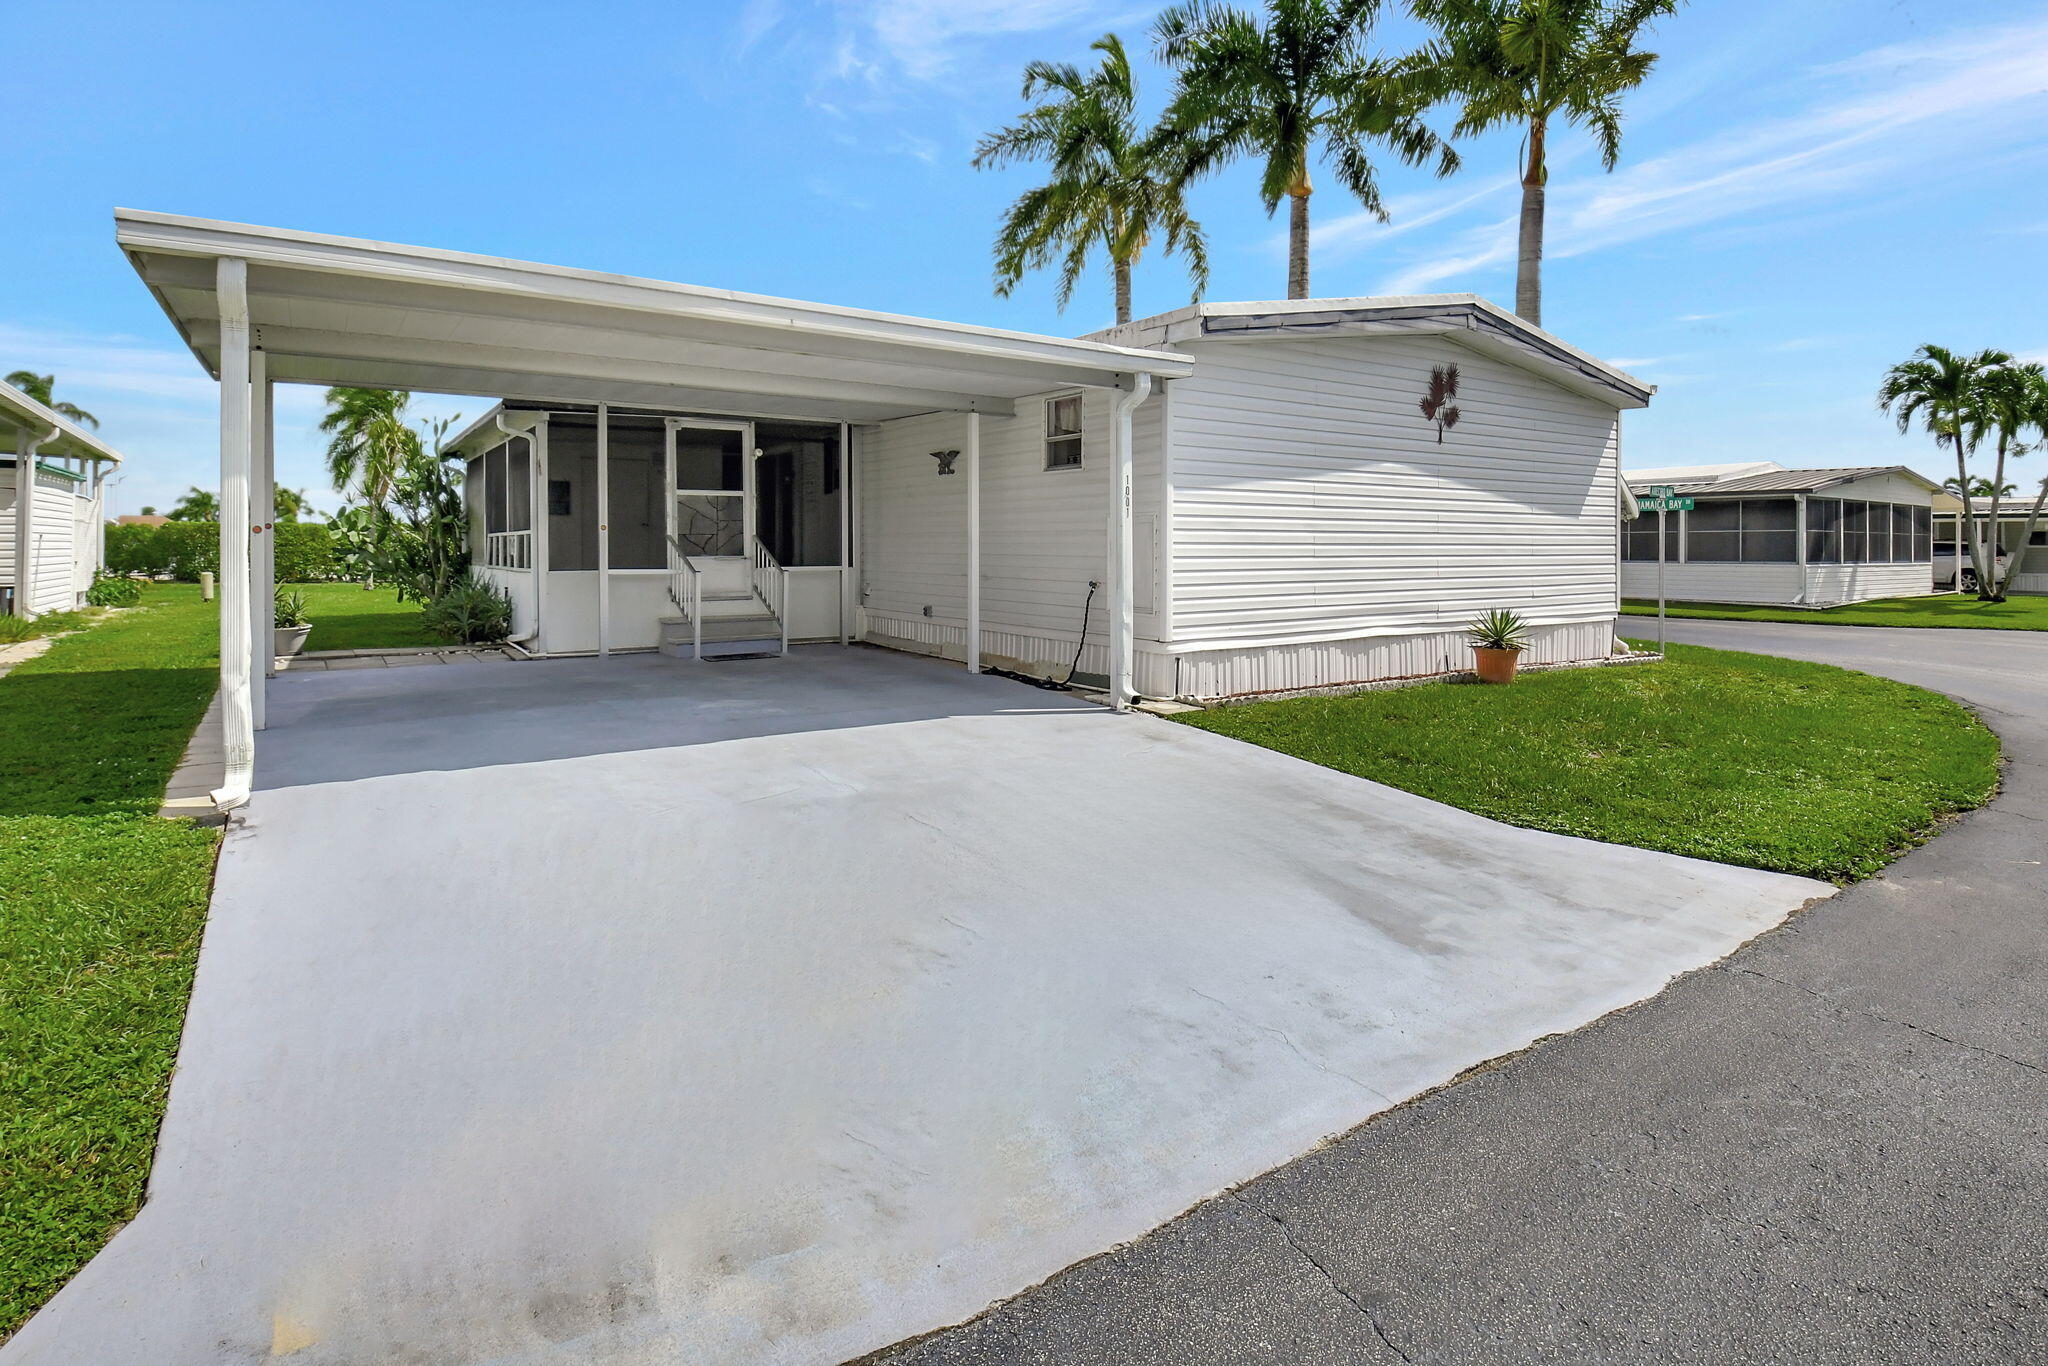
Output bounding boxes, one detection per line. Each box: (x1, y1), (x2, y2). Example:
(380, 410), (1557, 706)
(274, 623), (312, 658)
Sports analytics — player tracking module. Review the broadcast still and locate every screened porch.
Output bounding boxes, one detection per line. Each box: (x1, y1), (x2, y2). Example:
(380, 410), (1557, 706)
(460, 402), (848, 656)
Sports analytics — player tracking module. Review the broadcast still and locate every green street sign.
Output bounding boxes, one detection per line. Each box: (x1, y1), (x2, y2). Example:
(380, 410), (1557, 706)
(1640, 495), (1694, 512)
(1646, 484), (1676, 497)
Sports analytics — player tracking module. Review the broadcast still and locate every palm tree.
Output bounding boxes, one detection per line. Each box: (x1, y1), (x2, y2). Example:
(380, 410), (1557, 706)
(1154, 0), (1458, 300)
(1962, 360), (2045, 599)
(2000, 382), (2048, 595)
(4, 370), (99, 428)
(1879, 344), (2009, 597)
(1408, 0), (1676, 325)
(319, 387), (418, 504)
(274, 486), (315, 522)
(976, 34), (1209, 324)
(1941, 476), (2017, 498)
(168, 486), (220, 522)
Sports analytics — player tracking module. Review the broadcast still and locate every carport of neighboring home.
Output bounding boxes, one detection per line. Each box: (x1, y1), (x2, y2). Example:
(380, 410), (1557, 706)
(0, 649), (1830, 1366)
(114, 207), (1194, 809)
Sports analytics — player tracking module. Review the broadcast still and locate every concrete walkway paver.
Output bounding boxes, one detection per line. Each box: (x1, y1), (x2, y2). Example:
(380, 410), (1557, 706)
(873, 622), (2048, 1366)
(4, 647), (1827, 1366)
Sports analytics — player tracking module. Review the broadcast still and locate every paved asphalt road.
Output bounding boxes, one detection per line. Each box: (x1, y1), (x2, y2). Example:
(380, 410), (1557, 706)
(872, 621), (2047, 1366)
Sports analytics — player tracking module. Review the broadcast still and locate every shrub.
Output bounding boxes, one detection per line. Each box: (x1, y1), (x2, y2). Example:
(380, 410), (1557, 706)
(421, 575), (512, 645)
(0, 616), (32, 644)
(85, 575), (143, 608)
(274, 522), (338, 582)
(104, 524), (172, 578)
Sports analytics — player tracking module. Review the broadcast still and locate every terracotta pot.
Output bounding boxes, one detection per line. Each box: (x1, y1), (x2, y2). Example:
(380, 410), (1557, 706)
(274, 623), (312, 659)
(1472, 645), (1521, 685)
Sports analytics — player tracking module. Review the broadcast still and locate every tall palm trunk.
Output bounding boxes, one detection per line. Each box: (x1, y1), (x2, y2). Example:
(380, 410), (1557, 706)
(1287, 168), (1312, 299)
(1982, 435), (2012, 600)
(1516, 117), (1547, 325)
(1952, 430), (1990, 594)
(1113, 257), (1133, 324)
(2001, 478), (2048, 593)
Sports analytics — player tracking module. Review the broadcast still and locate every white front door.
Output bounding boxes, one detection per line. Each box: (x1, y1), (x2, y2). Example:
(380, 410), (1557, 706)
(667, 419), (755, 559)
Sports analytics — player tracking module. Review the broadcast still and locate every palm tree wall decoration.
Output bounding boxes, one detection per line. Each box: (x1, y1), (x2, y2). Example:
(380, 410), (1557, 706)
(1154, 0), (1457, 300)
(1420, 363), (1463, 441)
(1408, 0), (1675, 325)
(975, 34), (1207, 324)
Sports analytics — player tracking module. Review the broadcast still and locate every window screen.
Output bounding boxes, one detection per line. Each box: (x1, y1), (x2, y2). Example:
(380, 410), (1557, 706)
(1045, 394), (1083, 469)
(1839, 501), (1868, 563)
(1684, 499), (1740, 562)
(1622, 511), (1678, 561)
(1806, 498), (1840, 563)
(1739, 498), (1797, 562)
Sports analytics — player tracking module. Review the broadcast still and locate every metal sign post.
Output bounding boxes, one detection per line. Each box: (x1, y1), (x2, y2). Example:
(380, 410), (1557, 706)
(1638, 486), (1690, 656)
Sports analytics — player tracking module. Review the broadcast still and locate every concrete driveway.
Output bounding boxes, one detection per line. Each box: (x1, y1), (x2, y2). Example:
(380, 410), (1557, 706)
(873, 622), (2048, 1366)
(4, 647), (1826, 1366)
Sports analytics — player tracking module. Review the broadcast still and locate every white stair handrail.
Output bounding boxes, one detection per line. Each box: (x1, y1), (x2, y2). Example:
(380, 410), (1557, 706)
(665, 533), (705, 660)
(750, 542), (790, 657)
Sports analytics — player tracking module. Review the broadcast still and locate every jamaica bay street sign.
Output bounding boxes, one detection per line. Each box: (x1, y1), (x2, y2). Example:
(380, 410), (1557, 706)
(1640, 495), (1694, 512)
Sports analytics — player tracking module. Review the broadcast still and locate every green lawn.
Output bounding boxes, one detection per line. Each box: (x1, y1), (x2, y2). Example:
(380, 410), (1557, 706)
(290, 581), (439, 650)
(0, 585), (220, 1339)
(1175, 642), (1998, 884)
(1621, 593), (2048, 630)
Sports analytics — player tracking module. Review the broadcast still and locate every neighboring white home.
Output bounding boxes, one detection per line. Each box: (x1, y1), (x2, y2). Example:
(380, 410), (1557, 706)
(1931, 491), (2048, 593)
(1622, 462), (1940, 607)
(442, 295), (1653, 697)
(0, 379), (125, 618)
(115, 211), (1650, 800)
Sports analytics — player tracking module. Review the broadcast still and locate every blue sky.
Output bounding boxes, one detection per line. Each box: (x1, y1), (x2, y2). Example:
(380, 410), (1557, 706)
(4, 0), (2047, 515)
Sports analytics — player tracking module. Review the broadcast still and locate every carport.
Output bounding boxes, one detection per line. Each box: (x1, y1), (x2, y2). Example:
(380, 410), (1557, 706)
(114, 209), (1192, 808)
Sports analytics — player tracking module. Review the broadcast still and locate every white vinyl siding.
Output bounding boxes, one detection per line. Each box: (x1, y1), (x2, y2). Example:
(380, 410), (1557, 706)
(858, 388), (1166, 678)
(1166, 333), (1621, 649)
(1, 467), (91, 614)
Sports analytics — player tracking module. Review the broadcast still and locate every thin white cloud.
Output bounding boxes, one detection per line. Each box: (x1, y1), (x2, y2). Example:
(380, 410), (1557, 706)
(1373, 15), (2048, 294)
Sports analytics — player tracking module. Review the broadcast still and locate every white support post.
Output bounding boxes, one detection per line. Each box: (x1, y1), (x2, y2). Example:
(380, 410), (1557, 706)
(965, 411), (981, 674)
(596, 402), (610, 658)
(250, 355), (272, 730)
(1794, 492), (1809, 604)
(12, 426), (48, 618)
(214, 257), (255, 810)
(532, 417), (550, 654)
(1108, 374), (1152, 710)
(838, 420), (853, 646)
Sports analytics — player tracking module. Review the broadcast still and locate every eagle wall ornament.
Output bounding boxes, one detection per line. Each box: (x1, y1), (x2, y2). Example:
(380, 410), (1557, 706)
(1419, 364), (1462, 443)
(930, 449), (960, 475)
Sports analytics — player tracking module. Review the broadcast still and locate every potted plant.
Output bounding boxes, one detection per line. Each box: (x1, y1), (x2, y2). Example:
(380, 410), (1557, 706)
(1465, 608), (1530, 684)
(274, 589), (312, 658)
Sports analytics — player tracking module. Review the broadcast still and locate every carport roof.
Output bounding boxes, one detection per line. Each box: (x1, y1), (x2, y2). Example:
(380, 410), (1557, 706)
(114, 209), (1194, 424)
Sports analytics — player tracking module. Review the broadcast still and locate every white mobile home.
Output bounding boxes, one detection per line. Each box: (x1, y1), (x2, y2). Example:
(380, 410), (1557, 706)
(444, 297), (1653, 697)
(1, 380), (124, 617)
(116, 212), (1648, 802)
(1622, 463), (1940, 607)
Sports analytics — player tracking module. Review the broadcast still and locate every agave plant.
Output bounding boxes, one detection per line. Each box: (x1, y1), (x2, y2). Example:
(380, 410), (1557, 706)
(274, 588), (311, 629)
(1465, 607), (1531, 651)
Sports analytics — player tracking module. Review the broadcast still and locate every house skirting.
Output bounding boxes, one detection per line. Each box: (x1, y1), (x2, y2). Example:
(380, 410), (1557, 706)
(863, 612), (1618, 704)
(1620, 562), (1935, 607)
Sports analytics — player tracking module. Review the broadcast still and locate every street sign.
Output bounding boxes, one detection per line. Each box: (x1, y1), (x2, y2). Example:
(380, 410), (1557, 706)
(1639, 495), (1694, 512)
(1646, 484), (1675, 497)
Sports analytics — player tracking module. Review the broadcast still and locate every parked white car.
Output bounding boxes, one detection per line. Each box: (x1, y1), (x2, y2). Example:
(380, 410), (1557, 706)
(1933, 541), (2009, 591)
